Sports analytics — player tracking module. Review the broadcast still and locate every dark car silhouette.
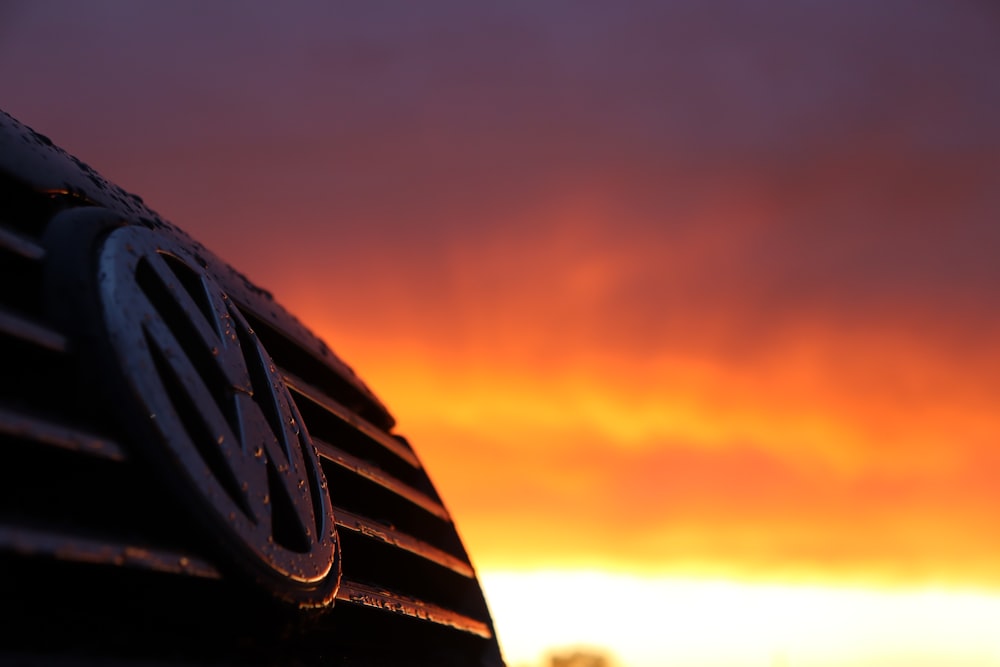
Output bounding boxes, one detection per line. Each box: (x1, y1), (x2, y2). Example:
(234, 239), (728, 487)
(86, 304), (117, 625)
(0, 109), (504, 667)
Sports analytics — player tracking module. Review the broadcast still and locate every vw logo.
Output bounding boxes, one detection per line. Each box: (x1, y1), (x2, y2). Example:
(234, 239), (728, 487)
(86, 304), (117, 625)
(95, 226), (339, 606)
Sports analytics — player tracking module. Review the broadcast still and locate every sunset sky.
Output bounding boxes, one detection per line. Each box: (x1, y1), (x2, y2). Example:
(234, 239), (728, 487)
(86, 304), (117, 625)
(4, 2), (1000, 665)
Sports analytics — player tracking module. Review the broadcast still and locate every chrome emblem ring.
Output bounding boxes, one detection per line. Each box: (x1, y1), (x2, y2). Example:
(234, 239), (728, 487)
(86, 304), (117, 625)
(96, 226), (339, 606)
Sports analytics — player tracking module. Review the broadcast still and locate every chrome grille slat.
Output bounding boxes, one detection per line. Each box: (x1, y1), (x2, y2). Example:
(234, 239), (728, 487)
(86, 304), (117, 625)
(0, 524), (220, 579)
(283, 371), (420, 468)
(236, 304), (395, 431)
(0, 307), (68, 353)
(0, 225), (44, 260)
(0, 407), (127, 461)
(334, 506), (474, 578)
(336, 580), (492, 639)
(314, 436), (451, 522)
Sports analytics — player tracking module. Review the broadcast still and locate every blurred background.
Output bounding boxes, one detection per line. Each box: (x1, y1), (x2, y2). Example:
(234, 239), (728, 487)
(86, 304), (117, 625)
(3, 2), (1000, 665)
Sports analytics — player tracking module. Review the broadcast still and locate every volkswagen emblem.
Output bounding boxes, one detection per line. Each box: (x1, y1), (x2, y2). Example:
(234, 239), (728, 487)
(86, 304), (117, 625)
(94, 225), (340, 606)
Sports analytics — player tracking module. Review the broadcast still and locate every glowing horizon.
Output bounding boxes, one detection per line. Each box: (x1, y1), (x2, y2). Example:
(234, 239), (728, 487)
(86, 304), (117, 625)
(480, 570), (1000, 667)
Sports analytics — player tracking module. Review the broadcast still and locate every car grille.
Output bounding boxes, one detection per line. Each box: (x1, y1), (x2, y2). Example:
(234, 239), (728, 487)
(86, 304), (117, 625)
(0, 114), (503, 666)
(238, 305), (496, 638)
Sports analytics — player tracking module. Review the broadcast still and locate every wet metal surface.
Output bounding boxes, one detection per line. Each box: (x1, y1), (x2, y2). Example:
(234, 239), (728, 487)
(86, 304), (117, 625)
(0, 111), (151, 220)
(0, 407), (126, 461)
(0, 525), (220, 578)
(0, 306), (68, 353)
(334, 507), (473, 578)
(0, 226), (45, 260)
(93, 225), (340, 606)
(237, 301), (396, 432)
(337, 580), (492, 639)
(285, 372), (421, 469)
(313, 437), (451, 522)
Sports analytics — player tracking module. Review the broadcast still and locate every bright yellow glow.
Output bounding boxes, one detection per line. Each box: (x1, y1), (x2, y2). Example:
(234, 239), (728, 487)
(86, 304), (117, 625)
(481, 570), (1000, 667)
